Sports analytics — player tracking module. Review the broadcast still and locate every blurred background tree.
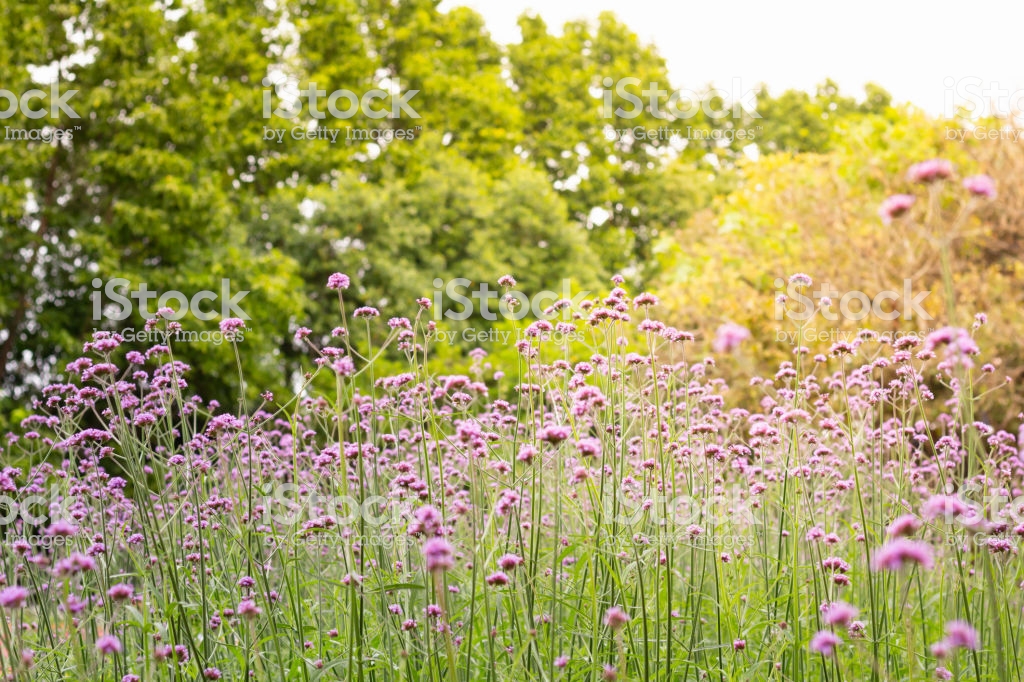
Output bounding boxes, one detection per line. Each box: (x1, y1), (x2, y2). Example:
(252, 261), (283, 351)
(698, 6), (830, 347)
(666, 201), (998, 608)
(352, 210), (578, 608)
(653, 109), (1024, 425)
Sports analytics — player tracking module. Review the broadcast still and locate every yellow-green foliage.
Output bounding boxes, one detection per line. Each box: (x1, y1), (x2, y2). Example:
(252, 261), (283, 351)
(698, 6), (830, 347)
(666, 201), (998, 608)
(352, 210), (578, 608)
(654, 109), (1024, 423)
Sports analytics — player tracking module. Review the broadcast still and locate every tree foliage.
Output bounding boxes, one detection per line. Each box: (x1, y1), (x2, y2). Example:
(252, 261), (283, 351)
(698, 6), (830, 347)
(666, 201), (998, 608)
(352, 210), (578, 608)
(1, 0), (902, 423)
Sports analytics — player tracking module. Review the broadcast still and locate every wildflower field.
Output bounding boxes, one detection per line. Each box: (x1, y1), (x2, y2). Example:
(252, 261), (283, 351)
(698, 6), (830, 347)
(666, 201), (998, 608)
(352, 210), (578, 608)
(4, 1), (1024, 680)
(4, 157), (1024, 680)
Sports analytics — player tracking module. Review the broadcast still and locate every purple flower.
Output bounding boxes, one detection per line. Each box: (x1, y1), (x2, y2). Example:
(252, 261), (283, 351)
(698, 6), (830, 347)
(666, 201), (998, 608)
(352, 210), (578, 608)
(497, 275), (517, 288)
(237, 599), (262, 619)
(943, 620), (979, 650)
(497, 553), (524, 571)
(45, 520), (78, 537)
(907, 159), (953, 183)
(485, 571), (510, 586)
(538, 425), (572, 444)
(517, 444), (538, 463)
(408, 504), (443, 537)
(809, 630), (842, 656)
(963, 174), (996, 199)
(219, 318), (245, 333)
(922, 494), (971, 521)
(422, 538), (454, 572)
(327, 273), (351, 290)
(575, 437), (601, 458)
(886, 514), (921, 538)
(54, 552), (97, 576)
(353, 307), (379, 319)
(923, 327), (979, 368)
(604, 606), (630, 630)
(712, 322), (750, 354)
(822, 601), (858, 627)
(332, 357), (355, 377)
(133, 412), (157, 426)
(106, 583), (134, 602)
(96, 634), (122, 656)
(879, 194), (916, 225)
(924, 327), (978, 355)
(871, 539), (934, 571)
(633, 292), (658, 307)
(0, 586), (30, 609)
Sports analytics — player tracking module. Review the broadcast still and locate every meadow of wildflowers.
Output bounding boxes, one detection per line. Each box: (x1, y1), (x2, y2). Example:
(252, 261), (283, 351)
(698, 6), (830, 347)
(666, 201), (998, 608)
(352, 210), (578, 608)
(1, 163), (1021, 682)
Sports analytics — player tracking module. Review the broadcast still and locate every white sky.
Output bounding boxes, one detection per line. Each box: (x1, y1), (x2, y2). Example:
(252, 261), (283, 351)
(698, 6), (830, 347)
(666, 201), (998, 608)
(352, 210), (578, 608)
(441, 0), (1024, 116)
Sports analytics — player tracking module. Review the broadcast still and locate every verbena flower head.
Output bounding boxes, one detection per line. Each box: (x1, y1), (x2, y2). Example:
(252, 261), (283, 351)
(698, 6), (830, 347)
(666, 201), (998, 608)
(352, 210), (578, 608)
(713, 322), (750, 354)
(907, 159), (953, 183)
(0, 586), (30, 609)
(604, 606), (630, 630)
(497, 553), (524, 571)
(219, 318), (245, 333)
(423, 538), (454, 572)
(962, 174), (995, 199)
(871, 539), (934, 571)
(485, 571), (510, 586)
(943, 620), (979, 650)
(822, 601), (858, 627)
(96, 635), (122, 656)
(46, 520), (77, 537)
(924, 327), (979, 368)
(921, 494), (971, 521)
(879, 194), (915, 225)
(809, 630), (841, 656)
(327, 273), (350, 290)
(353, 306), (380, 319)
(106, 583), (134, 602)
(237, 599), (262, 620)
(886, 514), (921, 538)
(633, 292), (658, 308)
